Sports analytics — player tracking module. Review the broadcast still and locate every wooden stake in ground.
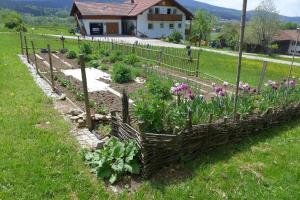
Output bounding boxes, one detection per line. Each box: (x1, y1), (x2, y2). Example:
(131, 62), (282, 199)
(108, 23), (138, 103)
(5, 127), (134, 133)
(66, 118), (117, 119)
(196, 49), (200, 77)
(79, 55), (93, 131)
(19, 31), (24, 55)
(233, 0), (247, 117)
(122, 89), (129, 124)
(47, 44), (55, 91)
(31, 40), (39, 75)
(257, 61), (268, 93)
(24, 36), (30, 63)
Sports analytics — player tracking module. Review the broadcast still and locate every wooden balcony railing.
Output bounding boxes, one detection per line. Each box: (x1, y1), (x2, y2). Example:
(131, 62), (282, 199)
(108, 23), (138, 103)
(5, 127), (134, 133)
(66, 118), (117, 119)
(148, 14), (182, 21)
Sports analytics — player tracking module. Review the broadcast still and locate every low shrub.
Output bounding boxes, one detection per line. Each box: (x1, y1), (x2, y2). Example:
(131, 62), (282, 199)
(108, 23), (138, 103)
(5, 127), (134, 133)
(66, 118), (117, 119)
(168, 31), (183, 43)
(83, 137), (140, 184)
(59, 48), (68, 54)
(96, 105), (108, 115)
(66, 50), (77, 59)
(111, 63), (133, 83)
(100, 64), (109, 71)
(109, 51), (123, 63)
(123, 54), (140, 65)
(80, 43), (93, 55)
(145, 75), (173, 100)
(100, 49), (111, 57)
(88, 60), (100, 68)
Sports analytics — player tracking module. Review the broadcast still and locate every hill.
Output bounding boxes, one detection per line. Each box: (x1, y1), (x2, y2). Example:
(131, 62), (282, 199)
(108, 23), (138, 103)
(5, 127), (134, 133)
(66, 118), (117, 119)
(0, 0), (299, 23)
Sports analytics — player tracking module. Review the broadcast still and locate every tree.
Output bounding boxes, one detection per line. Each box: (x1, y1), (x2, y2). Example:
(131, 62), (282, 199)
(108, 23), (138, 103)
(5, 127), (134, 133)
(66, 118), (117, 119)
(281, 22), (298, 30)
(219, 22), (240, 50)
(191, 10), (216, 45)
(247, 0), (280, 53)
(1, 9), (23, 29)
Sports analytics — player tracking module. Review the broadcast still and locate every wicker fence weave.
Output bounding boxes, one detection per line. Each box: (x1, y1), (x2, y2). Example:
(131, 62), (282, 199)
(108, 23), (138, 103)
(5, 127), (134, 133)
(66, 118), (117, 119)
(111, 102), (300, 178)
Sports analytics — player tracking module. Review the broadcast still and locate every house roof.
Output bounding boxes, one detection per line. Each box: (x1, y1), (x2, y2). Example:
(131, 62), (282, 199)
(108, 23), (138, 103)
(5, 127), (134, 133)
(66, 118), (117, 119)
(70, 0), (193, 19)
(273, 30), (300, 41)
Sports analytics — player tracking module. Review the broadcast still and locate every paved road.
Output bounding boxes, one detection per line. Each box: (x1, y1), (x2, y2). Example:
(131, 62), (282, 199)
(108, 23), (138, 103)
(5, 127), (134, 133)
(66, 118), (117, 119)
(52, 34), (300, 67)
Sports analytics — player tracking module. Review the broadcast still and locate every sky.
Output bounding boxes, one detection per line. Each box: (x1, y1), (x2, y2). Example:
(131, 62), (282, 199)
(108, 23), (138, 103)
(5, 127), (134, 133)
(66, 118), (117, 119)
(196, 0), (300, 17)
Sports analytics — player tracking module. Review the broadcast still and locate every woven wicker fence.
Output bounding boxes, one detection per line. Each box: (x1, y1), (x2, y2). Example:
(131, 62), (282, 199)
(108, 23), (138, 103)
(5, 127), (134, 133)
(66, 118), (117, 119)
(111, 102), (300, 177)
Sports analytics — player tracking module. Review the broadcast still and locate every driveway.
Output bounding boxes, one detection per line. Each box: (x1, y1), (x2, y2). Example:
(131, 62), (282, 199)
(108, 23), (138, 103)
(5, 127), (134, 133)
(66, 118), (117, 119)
(53, 34), (300, 67)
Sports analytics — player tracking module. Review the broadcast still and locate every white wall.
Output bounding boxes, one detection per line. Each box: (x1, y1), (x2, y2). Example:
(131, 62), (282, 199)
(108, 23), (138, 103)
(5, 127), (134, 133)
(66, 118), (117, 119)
(288, 41), (300, 56)
(81, 19), (122, 35)
(137, 6), (186, 39)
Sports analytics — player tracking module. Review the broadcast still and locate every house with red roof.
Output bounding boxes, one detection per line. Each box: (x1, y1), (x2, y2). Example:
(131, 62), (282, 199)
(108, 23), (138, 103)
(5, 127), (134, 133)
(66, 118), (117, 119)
(273, 30), (300, 56)
(70, 0), (193, 39)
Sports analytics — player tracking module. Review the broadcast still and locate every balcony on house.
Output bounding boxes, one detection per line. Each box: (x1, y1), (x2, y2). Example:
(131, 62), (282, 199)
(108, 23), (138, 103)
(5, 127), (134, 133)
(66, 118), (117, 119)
(147, 14), (182, 21)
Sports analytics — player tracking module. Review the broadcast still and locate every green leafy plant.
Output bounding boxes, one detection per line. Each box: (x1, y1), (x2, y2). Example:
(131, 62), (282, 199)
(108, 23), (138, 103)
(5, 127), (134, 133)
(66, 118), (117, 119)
(96, 105), (108, 115)
(75, 92), (84, 101)
(111, 63), (133, 83)
(83, 137), (140, 184)
(88, 60), (100, 68)
(59, 48), (68, 54)
(99, 64), (109, 71)
(168, 31), (183, 43)
(80, 43), (93, 55)
(145, 75), (173, 100)
(66, 50), (77, 59)
(109, 51), (123, 63)
(123, 54), (139, 65)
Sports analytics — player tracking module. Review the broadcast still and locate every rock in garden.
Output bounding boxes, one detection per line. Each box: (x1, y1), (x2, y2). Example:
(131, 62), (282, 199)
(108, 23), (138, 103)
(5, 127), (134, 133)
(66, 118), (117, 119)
(70, 116), (80, 121)
(77, 119), (86, 128)
(68, 109), (83, 116)
(94, 114), (105, 121)
(78, 113), (86, 119)
(58, 93), (66, 100)
(96, 136), (110, 149)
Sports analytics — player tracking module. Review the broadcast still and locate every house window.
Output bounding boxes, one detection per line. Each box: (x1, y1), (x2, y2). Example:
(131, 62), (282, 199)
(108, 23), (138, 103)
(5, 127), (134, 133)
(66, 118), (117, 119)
(155, 8), (160, 14)
(178, 23), (182, 29)
(160, 23), (164, 28)
(167, 8), (171, 14)
(148, 23), (153, 30)
(149, 8), (153, 14)
(169, 23), (174, 29)
(173, 9), (177, 14)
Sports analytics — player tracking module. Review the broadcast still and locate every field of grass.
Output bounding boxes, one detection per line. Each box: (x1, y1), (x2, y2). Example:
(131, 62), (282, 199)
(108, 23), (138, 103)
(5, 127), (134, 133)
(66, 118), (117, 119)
(1, 32), (300, 199)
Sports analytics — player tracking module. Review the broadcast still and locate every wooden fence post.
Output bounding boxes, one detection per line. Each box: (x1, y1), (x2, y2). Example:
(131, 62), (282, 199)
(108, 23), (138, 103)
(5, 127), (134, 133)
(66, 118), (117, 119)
(77, 36), (80, 49)
(187, 109), (193, 131)
(79, 54), (93, 131)
(157, 49), (163, 66)
(24, 36), (30, 63)
(61, 35), (65, 49)
(257, 61), (268, 93)
(122, 89), (129, 124)
(19, 31), (24, 55)
(47, 44), (55, 91)
(31, 40), (39, 75)
(196, 49), (200, 77)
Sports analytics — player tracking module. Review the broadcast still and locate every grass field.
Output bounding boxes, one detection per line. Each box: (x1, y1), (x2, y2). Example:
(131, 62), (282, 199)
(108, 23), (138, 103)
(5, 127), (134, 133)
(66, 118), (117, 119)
(1, 32), (300, 199)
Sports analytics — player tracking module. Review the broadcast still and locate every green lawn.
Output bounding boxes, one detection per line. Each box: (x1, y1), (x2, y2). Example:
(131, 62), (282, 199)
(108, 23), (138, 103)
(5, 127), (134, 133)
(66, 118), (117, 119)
(1, 33), (300, 199)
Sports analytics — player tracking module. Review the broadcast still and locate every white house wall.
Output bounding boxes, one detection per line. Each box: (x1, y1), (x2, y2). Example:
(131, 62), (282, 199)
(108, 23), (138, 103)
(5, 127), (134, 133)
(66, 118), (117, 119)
(137, 6), (186, 39)
(82, 19), (122, 35)
(288, 41), (300, 56)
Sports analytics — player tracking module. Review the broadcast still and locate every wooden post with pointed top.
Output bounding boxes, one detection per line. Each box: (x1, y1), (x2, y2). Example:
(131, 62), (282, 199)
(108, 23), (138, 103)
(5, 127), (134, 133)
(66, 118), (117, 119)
(122, 89), (129, 124)
(47, 44), (55, 91)
(31, 40), (39, 75)
(233, 0), (248, 118)
(19, 31), (24, 55)
(24, 36), (30, 63)
(79, 54), (93, 131)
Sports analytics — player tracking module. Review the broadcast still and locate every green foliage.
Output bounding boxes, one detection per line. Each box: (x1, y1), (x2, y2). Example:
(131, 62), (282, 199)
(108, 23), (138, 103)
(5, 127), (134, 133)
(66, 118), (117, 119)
(66, 50), (77, 59)
(96, 105), (108, 115)
(109, 51), (123, 63)
(59, 48), (68, 54)
(192, 10), (216, 41)
(99, 64), (109, 71)
(145, 76), (173, 100)
(123, 54), (140, 65)
(88, 60), (100, 68)
(80, 43), (93, 55)
(111, 63), (133, 83)
(96, 124), (112, 136)
(83, 137), (140, 184)
(281, 22), (298, 30)
(219, 22), (240, 50)
(1, 10), (23, 29)
(15, 24), (27, 32)
(168, 31), (183, 43)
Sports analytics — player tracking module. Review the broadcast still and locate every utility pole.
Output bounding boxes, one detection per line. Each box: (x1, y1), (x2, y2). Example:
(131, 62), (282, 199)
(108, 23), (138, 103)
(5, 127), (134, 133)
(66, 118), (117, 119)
(233, 0), (248, 117)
